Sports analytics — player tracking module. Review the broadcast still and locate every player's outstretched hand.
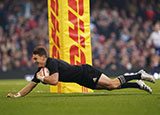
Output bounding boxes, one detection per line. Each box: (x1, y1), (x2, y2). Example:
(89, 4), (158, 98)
(6, 93), (14, 98)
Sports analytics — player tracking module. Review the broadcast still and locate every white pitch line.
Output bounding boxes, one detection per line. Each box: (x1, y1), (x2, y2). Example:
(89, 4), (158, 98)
(0, 82), (26, 85)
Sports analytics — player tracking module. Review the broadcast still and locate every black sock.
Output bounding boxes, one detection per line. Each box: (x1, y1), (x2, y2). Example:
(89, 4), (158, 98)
(117, 82), (140, 89)
(118, 73), (141, 84)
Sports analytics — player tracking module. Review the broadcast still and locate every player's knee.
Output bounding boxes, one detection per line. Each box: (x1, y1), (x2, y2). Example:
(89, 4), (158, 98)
(98, 79), (119, 90)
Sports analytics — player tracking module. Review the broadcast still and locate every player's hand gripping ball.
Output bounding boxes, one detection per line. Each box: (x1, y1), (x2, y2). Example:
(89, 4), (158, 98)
(40, 67), (50, 77)
(37, 67), (50, 83)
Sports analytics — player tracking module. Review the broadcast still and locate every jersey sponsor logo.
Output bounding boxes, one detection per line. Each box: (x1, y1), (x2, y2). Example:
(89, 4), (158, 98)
(93, 78), (97, 83)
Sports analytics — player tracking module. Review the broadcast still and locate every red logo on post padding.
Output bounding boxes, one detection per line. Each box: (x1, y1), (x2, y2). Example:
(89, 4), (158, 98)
(51, 0), (58, 16)
(68, 0), (86, 65)
(50, 0), (60, 59)
(70, 45), (86, 65)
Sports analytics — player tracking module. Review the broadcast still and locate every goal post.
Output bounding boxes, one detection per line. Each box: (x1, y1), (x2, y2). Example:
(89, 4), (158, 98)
(48, 0), (93, 93)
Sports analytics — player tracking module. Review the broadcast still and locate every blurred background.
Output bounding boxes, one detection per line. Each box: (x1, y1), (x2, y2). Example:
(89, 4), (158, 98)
(1, 0), (160, 79)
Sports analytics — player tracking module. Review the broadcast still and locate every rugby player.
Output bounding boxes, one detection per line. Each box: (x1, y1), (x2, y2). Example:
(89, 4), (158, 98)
(7, 46), (155, 98)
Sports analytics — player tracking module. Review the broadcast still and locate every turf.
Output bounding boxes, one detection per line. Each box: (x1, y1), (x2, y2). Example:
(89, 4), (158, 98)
(0, 79), (160, 115)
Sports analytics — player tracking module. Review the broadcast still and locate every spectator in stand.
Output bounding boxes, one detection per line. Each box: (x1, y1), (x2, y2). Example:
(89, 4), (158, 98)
(145, 4), (156, 22)
(148, 23), (160, 56)
(0, 2), (8, 31)
(147, 22), (160, 74)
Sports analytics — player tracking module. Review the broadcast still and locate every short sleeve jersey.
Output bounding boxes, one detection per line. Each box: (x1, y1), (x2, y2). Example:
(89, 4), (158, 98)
(32, 57), (102, 89)
(32, 57), (84, 83)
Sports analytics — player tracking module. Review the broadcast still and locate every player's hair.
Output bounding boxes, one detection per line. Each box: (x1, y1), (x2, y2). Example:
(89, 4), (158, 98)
(32, 46), (47, 57)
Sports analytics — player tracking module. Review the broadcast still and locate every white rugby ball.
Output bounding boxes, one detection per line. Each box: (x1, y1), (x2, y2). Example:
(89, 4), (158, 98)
(40, 67), (50, 77)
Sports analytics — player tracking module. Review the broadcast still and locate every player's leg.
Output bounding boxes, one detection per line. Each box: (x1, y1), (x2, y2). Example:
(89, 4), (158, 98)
(118, 80), (152, 94)
(96, 73), (121, 90)
(117, 70), (155, 84)
(96, 71), (154, 92)
(96, 72), (143, 90)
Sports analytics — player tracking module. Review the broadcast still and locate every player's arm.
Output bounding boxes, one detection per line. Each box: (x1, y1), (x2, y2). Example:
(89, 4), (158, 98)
(37, 72), (59, 85)
(7, 81), (37, 98)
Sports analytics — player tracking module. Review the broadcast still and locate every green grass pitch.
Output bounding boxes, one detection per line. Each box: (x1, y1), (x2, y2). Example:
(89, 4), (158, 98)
(0, 79), (160, 115)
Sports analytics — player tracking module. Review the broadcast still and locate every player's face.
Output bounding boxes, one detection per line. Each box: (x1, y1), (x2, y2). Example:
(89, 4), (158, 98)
(32, 54), (46, 67)
(155, 24), (160, 32)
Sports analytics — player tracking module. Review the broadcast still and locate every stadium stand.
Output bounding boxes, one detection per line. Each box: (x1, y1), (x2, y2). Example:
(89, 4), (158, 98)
(0, 0), (160, 78)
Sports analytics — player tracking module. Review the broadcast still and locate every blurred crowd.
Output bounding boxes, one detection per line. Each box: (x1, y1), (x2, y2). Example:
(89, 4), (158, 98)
(0, 0), (49, 72)
(0, 0), (160, 74)
(90, 0), (160, 74)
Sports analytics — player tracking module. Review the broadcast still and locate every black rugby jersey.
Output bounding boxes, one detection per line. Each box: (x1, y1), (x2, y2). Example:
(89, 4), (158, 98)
(32, 57), (102, 89)
(32, 57), (84, 83)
